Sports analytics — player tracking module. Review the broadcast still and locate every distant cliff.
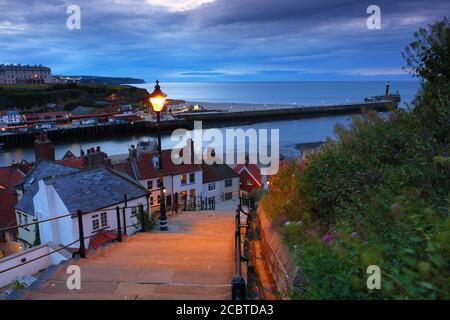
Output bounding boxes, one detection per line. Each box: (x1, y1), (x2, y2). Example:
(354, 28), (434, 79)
(55, 75), (146, 85)
(0, 83), (149, 111)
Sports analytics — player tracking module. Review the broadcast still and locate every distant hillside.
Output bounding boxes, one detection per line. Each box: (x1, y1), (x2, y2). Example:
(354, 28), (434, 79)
(55, 75), (146, 85)
(0, 83), (149, 111)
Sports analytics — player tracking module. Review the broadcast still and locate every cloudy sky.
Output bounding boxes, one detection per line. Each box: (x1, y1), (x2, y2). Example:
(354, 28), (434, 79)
(0, 0), (448, 81)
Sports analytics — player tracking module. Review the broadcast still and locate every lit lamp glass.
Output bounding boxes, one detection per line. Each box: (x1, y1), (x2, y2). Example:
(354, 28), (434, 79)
(149, 80), (167, 112)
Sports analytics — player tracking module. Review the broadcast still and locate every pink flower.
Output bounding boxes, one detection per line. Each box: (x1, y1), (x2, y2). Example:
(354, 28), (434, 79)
(322, 234), (333, 243)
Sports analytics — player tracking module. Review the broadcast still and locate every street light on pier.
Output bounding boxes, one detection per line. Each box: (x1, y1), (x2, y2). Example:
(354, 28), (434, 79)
(149, 80), (168, 231)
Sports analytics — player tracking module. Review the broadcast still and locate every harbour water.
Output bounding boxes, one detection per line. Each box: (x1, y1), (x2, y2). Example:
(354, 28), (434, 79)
(0, 81), (420, 166)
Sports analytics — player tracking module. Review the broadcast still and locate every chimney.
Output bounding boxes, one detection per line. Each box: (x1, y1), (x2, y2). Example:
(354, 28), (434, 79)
(86, 147), (108, 168)
(34, 132), (55, 161)
(129, 145), (137, 160)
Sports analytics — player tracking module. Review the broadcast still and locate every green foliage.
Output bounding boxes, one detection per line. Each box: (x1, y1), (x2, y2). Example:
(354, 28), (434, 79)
(247, 187), (268, 202)
(402, 17), (450, 82)
(11, 279), (27, 290)
(33, 221), (41, 247)
(0, 83), (148, 110)
(134, 210), (155, 232)
(261, 18), (450, 300)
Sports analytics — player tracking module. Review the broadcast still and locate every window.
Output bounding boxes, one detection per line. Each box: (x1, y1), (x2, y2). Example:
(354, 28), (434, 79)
(225, 192), (233, 201)
(147, 180), (153, 190)
(150, 196), (154, 206)
(247, 179), (253, 186)
(100, 212), (108, 228)
(181, 174), (187, 185)
(189, 173), (195, 183)
(0, 231), (6, 243)
(240, 179), (243, 185)
(92, 215), (100, 231)
(157, 195), (161, 204)
(157, 180), (161, 188)
(208, 183), (216, 191)
(225, 179), (233, 188)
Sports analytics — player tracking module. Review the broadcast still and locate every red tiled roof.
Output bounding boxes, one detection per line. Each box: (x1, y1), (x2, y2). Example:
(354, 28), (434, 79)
(18, 160), (32, 174)
(112, 161), (135, 179)
(0, 166), (26, 188)
(135, 150), (202, 180)
(57, 157), (85, 169)
(233, 163), (262, 185)
(24, 111), (69, 118)
(0, 189), (18, 229)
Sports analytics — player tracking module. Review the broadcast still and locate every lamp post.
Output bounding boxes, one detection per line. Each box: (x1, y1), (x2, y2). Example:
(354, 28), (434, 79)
(149, 80), (168, 231)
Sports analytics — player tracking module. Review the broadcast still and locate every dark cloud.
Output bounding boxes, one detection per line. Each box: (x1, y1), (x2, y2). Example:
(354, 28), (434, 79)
(0, 0), (449, 80)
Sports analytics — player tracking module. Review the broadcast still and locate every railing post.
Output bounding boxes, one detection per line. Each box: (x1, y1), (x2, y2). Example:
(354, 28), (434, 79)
(116, 206), (122, 242)
(76, 210), (86, 259)
(231, 207), (246, 300)
(140, 204), (145, 232)
(122, 207), (127, 235)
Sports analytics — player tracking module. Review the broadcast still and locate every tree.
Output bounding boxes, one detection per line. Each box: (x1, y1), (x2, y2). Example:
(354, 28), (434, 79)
(402, 17), (450, 83)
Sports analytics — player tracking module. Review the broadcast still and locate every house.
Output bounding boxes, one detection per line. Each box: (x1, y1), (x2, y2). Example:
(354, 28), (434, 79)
(0, 189), (21, 258)
(201, 163), (240, 206)
(23, 111), (70, 125)
(15, 161), (82, 249)
(0, 109), (22, 125)
(124, 143), (203, 212)
(33, 168), (149, 250)
(233, 163), (268, 197)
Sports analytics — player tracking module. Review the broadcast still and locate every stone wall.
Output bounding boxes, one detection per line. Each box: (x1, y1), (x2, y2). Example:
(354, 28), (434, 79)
(257, 207), (298, 299)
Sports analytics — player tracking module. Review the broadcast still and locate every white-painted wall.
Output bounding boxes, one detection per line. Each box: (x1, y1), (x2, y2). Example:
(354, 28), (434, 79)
(33, 180), (148, 249)
(202, 177), (240, 202)
(0, 242), (70, 289)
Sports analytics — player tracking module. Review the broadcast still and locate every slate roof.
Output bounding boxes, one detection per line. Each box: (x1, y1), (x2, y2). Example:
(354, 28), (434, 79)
(43, 168), (148, 213)
(15, 160), (81, 216)
(202, 163), (239, 184)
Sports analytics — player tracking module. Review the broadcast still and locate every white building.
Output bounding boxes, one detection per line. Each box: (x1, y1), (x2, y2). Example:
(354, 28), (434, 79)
(124, 144), (203, 212)
(0, 109), (22, 125)
(201, 163), (240, 207)
(16, 161), (149, 250)
(113, 140), (240, 212)
(0, 64), (52, 85)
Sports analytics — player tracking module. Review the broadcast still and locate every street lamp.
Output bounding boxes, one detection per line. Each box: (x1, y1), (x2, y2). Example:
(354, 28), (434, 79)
(149, 80), (168, 231)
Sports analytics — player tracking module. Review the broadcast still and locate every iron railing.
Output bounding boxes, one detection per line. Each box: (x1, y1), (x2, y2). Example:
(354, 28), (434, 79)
(231, 197), (256, 300)
(0, 200), (150, 275)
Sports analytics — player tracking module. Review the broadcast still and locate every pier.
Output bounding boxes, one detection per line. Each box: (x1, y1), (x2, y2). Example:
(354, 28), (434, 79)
(0, 99), (398, 148)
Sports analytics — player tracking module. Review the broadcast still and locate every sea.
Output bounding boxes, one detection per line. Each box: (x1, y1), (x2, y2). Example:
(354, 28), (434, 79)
(0, 81), (420, 167)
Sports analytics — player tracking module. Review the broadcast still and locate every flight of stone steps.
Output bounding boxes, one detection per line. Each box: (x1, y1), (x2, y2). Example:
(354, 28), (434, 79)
(8, 211), (235, 300)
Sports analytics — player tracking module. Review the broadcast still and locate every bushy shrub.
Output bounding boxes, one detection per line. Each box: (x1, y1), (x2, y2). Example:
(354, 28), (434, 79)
(261, 18), (450, 299)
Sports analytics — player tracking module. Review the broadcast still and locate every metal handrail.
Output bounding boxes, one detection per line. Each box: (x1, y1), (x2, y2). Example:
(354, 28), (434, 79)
(231, 198), (256, 300)
(0, 202), (150, 275)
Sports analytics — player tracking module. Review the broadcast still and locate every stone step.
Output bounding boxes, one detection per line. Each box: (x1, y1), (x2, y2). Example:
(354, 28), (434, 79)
(19, 211), (236, 300)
